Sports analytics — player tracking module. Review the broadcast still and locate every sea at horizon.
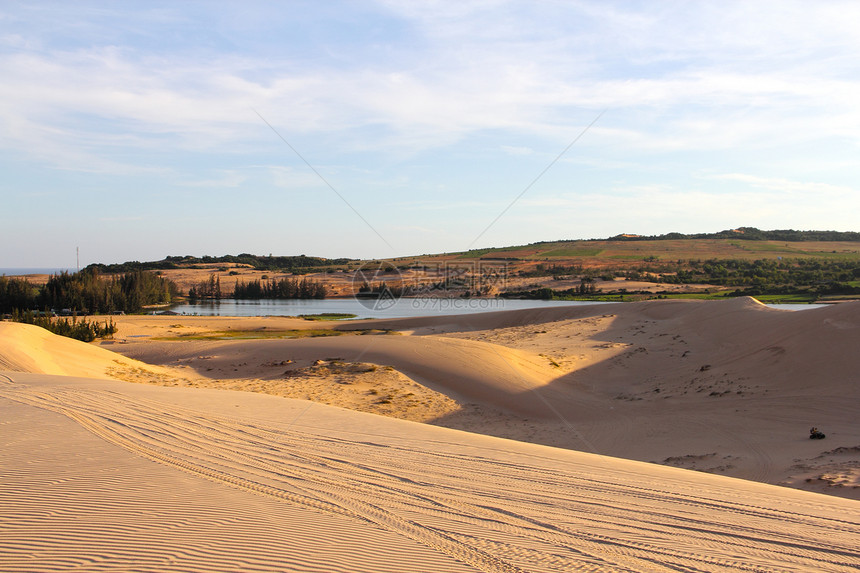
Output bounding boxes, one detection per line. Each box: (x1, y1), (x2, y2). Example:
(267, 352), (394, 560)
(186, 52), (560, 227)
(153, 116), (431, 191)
(0, 268), (75, 276)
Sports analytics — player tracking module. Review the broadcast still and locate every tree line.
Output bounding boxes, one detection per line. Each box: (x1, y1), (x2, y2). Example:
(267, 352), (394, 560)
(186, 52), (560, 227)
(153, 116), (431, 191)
(186, 275), (327, 300)
(605, 227), (860, 242)
(658, 258), (860, 291)
(187, 275), (222, 301)
(87, 253), (353, 274)
(232, 277), (326, 299)
(1, 269), (179, 315)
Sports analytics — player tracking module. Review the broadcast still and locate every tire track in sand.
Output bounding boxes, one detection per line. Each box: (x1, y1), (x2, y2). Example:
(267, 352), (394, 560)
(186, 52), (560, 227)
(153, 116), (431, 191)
(2, 378), (858, 573)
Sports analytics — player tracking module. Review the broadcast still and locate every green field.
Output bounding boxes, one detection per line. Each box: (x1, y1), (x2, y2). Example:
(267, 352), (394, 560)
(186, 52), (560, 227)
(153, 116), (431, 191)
(435, 238), (860, 267)
(538, 247), (604, 257)
(154, 329), (344, 341)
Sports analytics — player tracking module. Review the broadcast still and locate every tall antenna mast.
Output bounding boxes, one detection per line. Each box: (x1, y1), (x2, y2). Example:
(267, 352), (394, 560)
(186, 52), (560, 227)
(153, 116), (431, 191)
(76, 247), (80, 273)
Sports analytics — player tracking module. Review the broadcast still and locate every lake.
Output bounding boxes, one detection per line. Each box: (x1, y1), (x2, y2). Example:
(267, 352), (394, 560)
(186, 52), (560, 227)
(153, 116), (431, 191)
(168, 297), (827, 319)
(169, 297), (613, 319)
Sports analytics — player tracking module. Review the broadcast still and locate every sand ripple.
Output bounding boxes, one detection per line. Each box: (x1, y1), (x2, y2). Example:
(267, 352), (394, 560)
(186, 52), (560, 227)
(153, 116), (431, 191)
(2, 373), (858, 573)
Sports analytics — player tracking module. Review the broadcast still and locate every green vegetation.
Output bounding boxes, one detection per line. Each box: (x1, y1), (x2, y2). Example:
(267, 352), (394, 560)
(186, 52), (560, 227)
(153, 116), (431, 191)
(232, 277), (326, 300)
(1, 270), (178, 315)
(456, 247), (524, 259)
(726, 241), (804, 253)
(503, 256), (860, 302)
(0, 275), (39, 312)
(662, 258), (860, 294)
(188, 275), (222, 301)
(357, 281), (404, 298)
(538, 247), (603, 257)
(646, 292), (731, 300)
(500, 289), (632, 302)
(298, 313), (358, 321)
(606, 227), (860, 242)
(154, 329), (343, 341)
(515, 264), (583, 278)
(184, 275), (327, 301)
(11, 310), (117, 342)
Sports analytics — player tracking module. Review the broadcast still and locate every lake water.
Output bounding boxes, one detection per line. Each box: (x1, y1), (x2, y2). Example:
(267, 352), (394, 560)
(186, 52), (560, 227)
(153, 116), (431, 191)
(168, 297), (827, 319)
(169, 297), (613, 319)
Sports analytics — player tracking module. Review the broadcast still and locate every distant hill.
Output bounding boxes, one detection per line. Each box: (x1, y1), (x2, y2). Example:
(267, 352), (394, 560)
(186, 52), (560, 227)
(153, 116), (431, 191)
(86, 253), (354, 274)
(445, 227), (860, 265)
(602, 227), (860, 242)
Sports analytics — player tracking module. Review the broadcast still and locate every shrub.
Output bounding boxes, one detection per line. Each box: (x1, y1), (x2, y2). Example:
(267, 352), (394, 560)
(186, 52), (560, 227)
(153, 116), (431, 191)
(13, 311), (117, 342)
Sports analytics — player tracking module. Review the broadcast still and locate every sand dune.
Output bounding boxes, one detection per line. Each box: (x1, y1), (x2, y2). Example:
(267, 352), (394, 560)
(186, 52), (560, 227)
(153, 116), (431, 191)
(88, 298), (860, 498)
(2, 298), (860, 571)
(0, 322), (170, 380)
(2, 371), (858, 572)
(114, 334), (559, 416)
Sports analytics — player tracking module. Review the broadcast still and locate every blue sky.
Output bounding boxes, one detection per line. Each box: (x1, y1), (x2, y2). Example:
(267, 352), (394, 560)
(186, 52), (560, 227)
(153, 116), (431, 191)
(2, 1), (859, 267)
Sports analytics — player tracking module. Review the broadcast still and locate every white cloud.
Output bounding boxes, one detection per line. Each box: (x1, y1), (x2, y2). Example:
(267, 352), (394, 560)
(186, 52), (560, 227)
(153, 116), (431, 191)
(180, 170), (246, 188)
(3, 1), (860, 264)
(707, 173), (858, 198)
(3, 1), (860, 168)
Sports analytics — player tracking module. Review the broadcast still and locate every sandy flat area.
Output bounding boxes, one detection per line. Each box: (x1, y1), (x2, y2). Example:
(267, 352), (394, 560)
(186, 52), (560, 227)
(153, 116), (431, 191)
(2, 298), (860, 571)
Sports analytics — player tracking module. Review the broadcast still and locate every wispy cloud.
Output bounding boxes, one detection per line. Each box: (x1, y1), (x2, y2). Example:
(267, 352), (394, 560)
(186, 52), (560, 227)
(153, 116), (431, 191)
(2, 1), (860, 265)
(707, 173), (857, 197)
(3, 1), (860, 165)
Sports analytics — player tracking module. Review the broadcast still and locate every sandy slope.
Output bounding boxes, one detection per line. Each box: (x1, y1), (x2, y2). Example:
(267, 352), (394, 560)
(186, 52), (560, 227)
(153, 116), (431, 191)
(2, 371), (859, 572)
(85, 298), (860, 499)
(0, 322), (171, 380)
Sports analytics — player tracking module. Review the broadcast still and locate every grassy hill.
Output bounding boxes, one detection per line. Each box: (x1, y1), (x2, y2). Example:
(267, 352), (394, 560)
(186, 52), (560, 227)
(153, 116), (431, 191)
(388, 228), (860, 302)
